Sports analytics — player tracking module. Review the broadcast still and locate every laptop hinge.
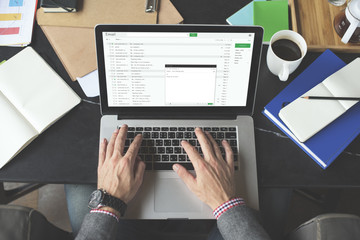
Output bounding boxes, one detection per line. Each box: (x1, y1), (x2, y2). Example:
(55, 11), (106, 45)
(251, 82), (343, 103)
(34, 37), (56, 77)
(117, 114), (237, 120)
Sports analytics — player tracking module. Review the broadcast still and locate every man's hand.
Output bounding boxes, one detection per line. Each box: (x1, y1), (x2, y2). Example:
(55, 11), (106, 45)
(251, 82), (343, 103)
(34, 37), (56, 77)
(97, 124), (145, 204)
(173, 127), (236, 210)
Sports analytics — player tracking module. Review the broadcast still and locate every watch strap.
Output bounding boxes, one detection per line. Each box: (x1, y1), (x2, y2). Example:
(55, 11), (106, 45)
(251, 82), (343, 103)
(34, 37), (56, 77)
(101, 190), (127, 217)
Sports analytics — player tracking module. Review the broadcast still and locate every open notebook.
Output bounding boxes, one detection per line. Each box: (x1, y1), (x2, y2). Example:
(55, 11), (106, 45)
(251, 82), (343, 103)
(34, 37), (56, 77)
(0, 47), (81, 168)
(279, 58), (360, 142)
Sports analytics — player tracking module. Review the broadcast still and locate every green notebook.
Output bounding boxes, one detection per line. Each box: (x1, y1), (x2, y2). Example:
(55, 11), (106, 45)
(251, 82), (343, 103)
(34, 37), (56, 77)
(227, 0), (288, 42)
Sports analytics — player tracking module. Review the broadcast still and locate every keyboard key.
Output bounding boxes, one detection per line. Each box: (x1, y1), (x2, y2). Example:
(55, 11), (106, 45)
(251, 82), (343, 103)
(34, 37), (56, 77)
(153, 127), (160, 131)
(189, 140), (196, 146)
(168, 132), (175, 138)
(212, 127), (219, 131)
(160, 132), (167, 138)
(204, 127), (211, 131)
(164, 140), (171, 146)
(229, 127), (236, 131)
(166, 147), (173, 154)
(136, 127), (143, 131)
(162, 155), (169, 161)
(149, 147), (156, 154)
(127, 132), (135, 138)
(161, 127), (169, 131)
(153, 155), (161, 162)
(176, 132), (183, 138)
(184, 132), (192, 138)
(146, 140), (155, 146)
(156, 140), (163, 146)
(225, 132), (237, 139)
(174, 147), (182, 154)
(170, 127), (177, 131)
(128, 127), (135, 131)
(145, 127), (152, 131)
(172, 140), (180, 146)
(154, 163), (193, 170)
(217, 132), (224, 139)
(143, 132), (151, 138)
(152, 132), (159, 138)
(187, 127), (195, 131)
(158, 147), (165, 154)
(178, 127), (186, 131)
(229, 140), (237, 146)
(170, 155), (177, 161)
(220, 127), (228, 131)
(179, 155), (186, 161)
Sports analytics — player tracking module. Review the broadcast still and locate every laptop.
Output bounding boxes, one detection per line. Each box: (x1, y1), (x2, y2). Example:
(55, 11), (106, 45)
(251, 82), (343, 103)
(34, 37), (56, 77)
(95, 24), (263, 219)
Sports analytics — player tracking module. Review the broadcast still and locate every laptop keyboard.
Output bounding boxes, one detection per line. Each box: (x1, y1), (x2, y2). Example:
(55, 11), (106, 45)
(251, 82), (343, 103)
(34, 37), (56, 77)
(122, 126), (239, 171)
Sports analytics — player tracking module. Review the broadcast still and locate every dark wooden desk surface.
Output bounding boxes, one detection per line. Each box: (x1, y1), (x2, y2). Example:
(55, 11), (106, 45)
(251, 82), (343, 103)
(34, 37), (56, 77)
(0, 0), (359, 187)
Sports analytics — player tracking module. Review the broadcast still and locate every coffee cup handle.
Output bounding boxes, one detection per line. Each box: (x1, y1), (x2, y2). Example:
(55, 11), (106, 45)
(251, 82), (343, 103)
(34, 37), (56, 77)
(341, 21), (358, 44)
(279, 63), (289, 81)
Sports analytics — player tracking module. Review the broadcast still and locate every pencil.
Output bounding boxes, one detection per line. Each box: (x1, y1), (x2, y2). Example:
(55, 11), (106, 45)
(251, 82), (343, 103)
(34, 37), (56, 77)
(301, 96), (360, 101)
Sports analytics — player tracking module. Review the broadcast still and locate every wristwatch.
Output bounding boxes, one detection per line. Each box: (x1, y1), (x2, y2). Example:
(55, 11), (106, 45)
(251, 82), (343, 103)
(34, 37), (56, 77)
(88, 189), (127, 217)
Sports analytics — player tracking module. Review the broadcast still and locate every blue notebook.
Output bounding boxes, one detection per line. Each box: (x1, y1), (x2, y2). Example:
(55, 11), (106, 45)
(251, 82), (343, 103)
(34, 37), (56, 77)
(263, 49), (360, 169)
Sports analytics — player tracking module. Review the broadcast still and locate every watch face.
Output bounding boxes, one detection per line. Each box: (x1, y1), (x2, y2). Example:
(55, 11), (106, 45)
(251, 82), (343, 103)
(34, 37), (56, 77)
(88, 189), (103, 209)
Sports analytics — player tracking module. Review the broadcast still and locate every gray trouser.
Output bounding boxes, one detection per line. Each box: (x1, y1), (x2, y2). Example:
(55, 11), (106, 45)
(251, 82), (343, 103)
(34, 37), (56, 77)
(65, 184), (224, 240)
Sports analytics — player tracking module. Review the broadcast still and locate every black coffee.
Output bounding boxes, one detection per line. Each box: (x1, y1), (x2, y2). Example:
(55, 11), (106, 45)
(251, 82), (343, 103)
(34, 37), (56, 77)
(271, 39), (302, 61)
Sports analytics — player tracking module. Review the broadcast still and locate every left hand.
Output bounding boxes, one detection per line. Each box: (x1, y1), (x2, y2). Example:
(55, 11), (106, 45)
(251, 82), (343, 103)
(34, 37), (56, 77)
(97, 124), (145, 204)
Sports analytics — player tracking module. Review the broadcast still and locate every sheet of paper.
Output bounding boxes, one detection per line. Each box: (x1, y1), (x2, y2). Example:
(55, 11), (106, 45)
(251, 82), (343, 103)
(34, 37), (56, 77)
(0, 91), (38, 168)
(77, 70), (100, 97)
(0, 0), (37, 46)
(0, 47), (81, 133)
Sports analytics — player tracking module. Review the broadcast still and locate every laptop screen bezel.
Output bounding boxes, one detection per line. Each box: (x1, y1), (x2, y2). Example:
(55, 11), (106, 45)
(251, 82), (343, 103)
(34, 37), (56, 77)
(95, 24), (263, 118)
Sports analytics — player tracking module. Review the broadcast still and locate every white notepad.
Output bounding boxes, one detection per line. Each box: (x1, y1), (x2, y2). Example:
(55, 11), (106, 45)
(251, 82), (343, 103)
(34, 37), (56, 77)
(279, 58), (360, 142)
(0, 47), (81, 168)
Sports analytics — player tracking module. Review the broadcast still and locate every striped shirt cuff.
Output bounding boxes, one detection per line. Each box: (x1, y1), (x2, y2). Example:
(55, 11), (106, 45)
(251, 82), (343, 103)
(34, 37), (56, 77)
(213, 197), (245, 220)
(90, 209), (119, 222)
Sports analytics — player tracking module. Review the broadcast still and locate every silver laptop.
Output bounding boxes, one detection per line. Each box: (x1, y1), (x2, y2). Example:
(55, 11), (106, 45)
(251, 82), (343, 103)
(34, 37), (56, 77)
(95, 24), (263, 219)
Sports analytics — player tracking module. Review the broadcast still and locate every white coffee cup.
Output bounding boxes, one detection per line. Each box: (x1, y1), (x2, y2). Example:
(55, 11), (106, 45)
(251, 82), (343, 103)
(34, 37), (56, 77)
(266, 30), (307, 81)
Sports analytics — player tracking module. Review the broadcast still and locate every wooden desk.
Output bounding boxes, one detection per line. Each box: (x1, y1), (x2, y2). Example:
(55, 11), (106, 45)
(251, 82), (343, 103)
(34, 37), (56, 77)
(0, 0), (359, 188)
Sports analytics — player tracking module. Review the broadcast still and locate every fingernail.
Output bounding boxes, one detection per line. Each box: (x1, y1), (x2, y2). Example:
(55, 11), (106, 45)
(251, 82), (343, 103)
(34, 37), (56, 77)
(114, 129), (119, 133)
(103, 138), (107, 144)
(172, 164), (179, 172)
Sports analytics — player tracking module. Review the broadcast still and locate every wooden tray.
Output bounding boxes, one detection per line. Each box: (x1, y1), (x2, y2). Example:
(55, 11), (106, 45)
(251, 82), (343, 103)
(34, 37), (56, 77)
(289, 0), (360, 53)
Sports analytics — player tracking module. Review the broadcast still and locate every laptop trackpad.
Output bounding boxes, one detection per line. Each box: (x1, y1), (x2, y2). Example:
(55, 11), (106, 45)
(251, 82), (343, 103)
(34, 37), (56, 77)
(154, 178), (202, 213)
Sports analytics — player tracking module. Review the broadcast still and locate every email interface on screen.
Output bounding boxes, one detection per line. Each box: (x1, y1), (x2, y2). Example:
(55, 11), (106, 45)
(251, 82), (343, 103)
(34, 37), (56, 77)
(103, 32), (255, 107)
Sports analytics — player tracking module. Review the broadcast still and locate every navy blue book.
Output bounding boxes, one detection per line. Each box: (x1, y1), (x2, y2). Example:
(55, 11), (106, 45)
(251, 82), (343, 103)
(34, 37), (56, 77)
(263, 49), (360, 169)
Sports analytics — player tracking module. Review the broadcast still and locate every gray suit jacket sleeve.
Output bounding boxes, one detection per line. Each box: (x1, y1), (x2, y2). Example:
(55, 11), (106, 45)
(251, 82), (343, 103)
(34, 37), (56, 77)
(217, 205), (271, 240)
(75, 213), (118, 240)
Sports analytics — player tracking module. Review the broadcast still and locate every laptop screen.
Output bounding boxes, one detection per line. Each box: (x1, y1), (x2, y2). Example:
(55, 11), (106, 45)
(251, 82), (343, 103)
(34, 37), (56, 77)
(102, 32), (254, 107)
(96, 25), (263, 117)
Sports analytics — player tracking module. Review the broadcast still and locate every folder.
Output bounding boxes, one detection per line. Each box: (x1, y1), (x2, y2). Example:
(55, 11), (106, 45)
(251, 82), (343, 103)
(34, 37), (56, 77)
(37, 0), (183, 81)
(263, 50), (360, 169)
(37, 0), (158, 27)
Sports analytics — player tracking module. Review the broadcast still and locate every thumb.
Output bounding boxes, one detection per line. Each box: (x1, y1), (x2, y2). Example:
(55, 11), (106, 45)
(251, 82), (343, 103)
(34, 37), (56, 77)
(173, 164), (196, 190)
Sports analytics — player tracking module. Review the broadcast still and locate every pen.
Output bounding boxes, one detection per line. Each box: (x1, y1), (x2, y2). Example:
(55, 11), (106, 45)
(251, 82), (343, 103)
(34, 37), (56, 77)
(301, 96), (360, 101)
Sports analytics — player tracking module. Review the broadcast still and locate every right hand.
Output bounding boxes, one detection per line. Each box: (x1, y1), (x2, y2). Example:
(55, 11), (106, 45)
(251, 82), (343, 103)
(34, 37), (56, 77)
(173, 128), (236, 210)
